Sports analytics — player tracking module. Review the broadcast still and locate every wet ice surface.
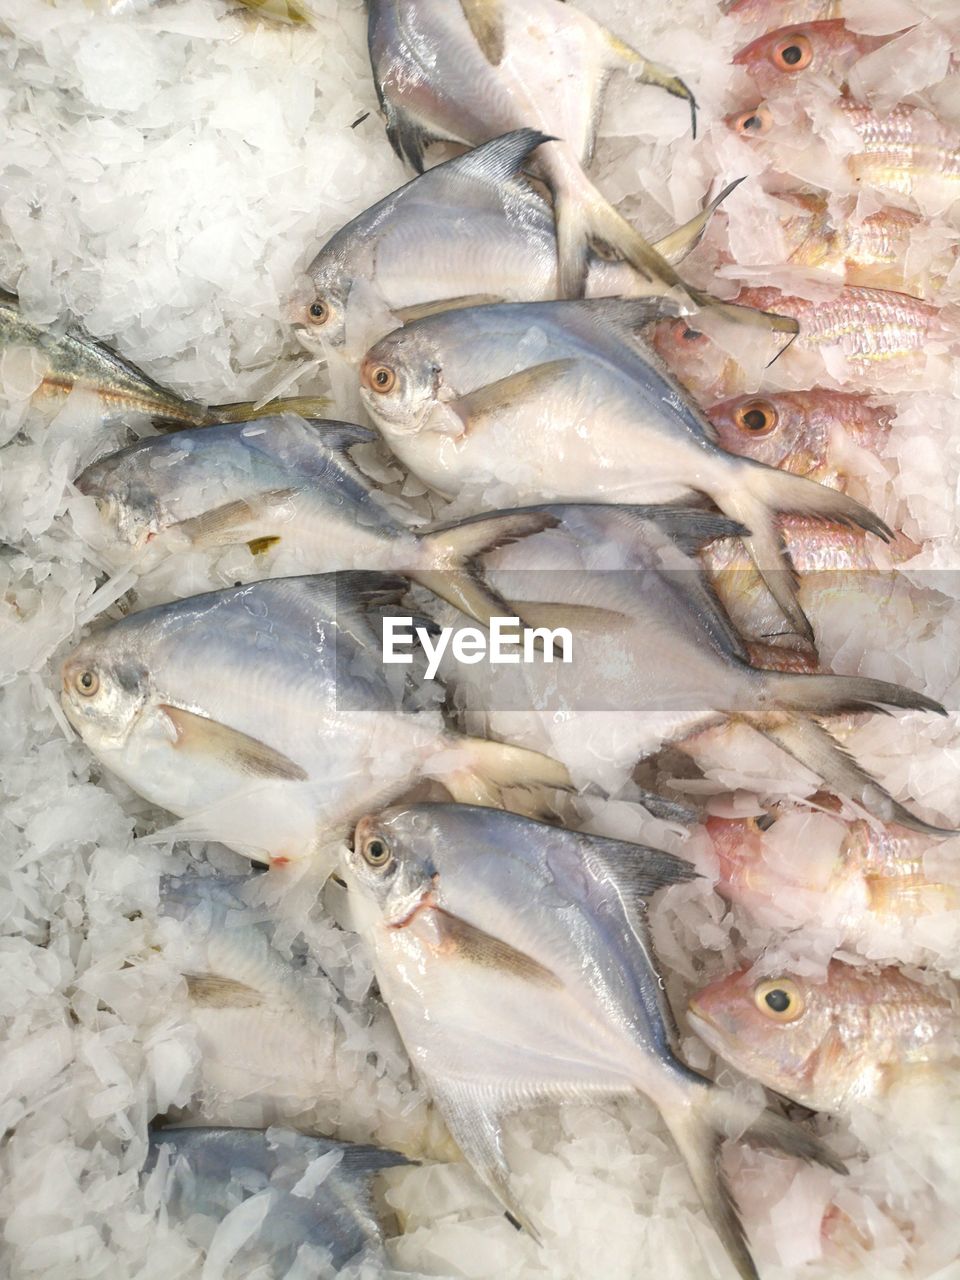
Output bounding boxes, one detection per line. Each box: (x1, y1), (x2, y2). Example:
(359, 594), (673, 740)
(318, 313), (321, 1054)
(2, 0), (960, 1276)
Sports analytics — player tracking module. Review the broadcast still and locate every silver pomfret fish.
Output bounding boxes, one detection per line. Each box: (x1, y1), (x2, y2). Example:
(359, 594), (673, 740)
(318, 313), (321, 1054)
(366, 0), (707, 304)
(456, 504), (949, 836)
(145, 1127), (411, 1275)
(60, 574), (570, 866)
(75, 415), (557, 630)
(299, 130), (737, 352)
(359, 297), (893, 644)
(342, 802), (846, 1280)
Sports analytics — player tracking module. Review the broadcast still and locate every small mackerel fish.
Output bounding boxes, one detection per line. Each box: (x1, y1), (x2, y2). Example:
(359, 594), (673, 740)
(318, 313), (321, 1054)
(0, 288), (327, 429)
(342, 802), (847, 1280)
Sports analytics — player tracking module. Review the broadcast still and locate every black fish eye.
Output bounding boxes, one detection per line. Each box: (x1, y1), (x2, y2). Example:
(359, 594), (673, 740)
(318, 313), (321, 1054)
(765, 988), (791, 1013)
(743, 115), (762, 131)
(77, 670), (99, 696)
(742, 409), (769, 431)
(781, 44), (802, 64)
(308, 300), (329, 323)
(363, 837), (391, 868)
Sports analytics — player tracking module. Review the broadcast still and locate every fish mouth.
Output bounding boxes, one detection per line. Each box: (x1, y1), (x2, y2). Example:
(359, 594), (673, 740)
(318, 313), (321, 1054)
(686, 1003), (725, 1050)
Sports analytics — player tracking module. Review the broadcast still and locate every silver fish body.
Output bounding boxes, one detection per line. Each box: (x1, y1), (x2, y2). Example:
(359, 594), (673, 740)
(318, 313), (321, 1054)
(145, 1126), (411, 1276)
(366, 0), (698, 300)
(341, 802), (845, 1280)
(439, 504), (948, 836)
(59, 574), (570, 866)
(359, 297), (893, 643)
(75, 414), (555, 630)
(300, 130), (732, 353)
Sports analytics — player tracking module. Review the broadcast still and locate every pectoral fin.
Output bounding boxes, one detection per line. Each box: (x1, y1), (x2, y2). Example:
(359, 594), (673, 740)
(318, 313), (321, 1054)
(170, 487), (299, 548)
(448, 358), (576, 433)
(185, 974), (264, 1007)
(391, 294), (505, 325)
(431, 907), (561, 988)
(428, 1078), (541, 1240)
(159, 704), (308, 781)
(460, 0), (505, 64)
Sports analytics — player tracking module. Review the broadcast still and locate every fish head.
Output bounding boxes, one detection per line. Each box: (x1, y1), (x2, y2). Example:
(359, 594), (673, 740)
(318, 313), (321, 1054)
(706, 392), (823, 473)
(732, 20), (860, 95)
(74, 449), (165, 552)
(358, 328), (442, 437)
(726, 102), (776, 141)
(688, 965), (831, 1095)
(705, 815), (771, 903)
(342, 808), (441, 938)
(295, 290), (347, 353)
(60, 632), (151, 750)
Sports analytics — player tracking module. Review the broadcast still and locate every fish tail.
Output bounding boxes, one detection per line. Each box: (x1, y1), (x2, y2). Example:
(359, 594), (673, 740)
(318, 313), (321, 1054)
(412, 509), (559, 629)
(545, 152), (798, 343)
(723, 464), (893, 646)
(651, 177), (746, 266)
(663, 1083), (845, 1280)
(749, 673), (952, 835)
(441, 737), (572, 820)
(660, 1096), (759, 1280)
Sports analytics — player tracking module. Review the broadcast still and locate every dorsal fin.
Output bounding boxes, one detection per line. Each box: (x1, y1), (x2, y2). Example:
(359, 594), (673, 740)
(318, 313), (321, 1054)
(446, 128), (553, 186)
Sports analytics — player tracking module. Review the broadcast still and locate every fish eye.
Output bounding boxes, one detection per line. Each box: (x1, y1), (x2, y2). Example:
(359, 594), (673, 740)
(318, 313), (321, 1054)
(733, 105), (773, 136)
(308, 299), (330, 325)
(361, 835), (393, 869)
(368, 365), (397, 394)
(734, 398), (778, 435)
(673, 319), (705, 345)
(76, 670), (100, 697)
(754, 978), (804, 1022)
(773, 34), (813, 71)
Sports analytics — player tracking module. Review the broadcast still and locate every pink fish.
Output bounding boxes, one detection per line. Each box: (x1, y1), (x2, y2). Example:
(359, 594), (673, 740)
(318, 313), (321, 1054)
(688, 959), (960, 1111)
(733, 20), (895, 96)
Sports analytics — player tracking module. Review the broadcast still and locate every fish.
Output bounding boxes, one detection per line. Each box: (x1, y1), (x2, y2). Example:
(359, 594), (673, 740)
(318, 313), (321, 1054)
(652, 285), (952, 397)
(700, 515), (930, 653)
(706, 809), (960, 936)
(754, 193), (950, 296)
(358, 296), (895, 644)
(705, 388), (893, 481)
(365, 1), (795, 336)
(732, 20), (897, 95)
(437, 504), (949, 835)
(159, 872), (454, 1160)
(0, 288), (328, 430)
(144, 1126), (411, 1276)
(688, 960), (960, 1112)
(59, 573), (572, 867)
(340, 801), (846, 1280)
(74, 414), (560, 630)
(298, 129), (742, 353)
(728, 99), (960, 212)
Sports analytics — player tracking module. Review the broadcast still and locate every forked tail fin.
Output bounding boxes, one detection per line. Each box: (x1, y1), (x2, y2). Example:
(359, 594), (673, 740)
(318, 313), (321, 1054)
(663, 1081), (846, 1280)
(438, 736), (573, 820)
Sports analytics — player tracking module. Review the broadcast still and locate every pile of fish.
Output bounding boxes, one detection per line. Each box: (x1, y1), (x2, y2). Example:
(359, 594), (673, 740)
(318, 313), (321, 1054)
(2, 0), (960, 1278)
